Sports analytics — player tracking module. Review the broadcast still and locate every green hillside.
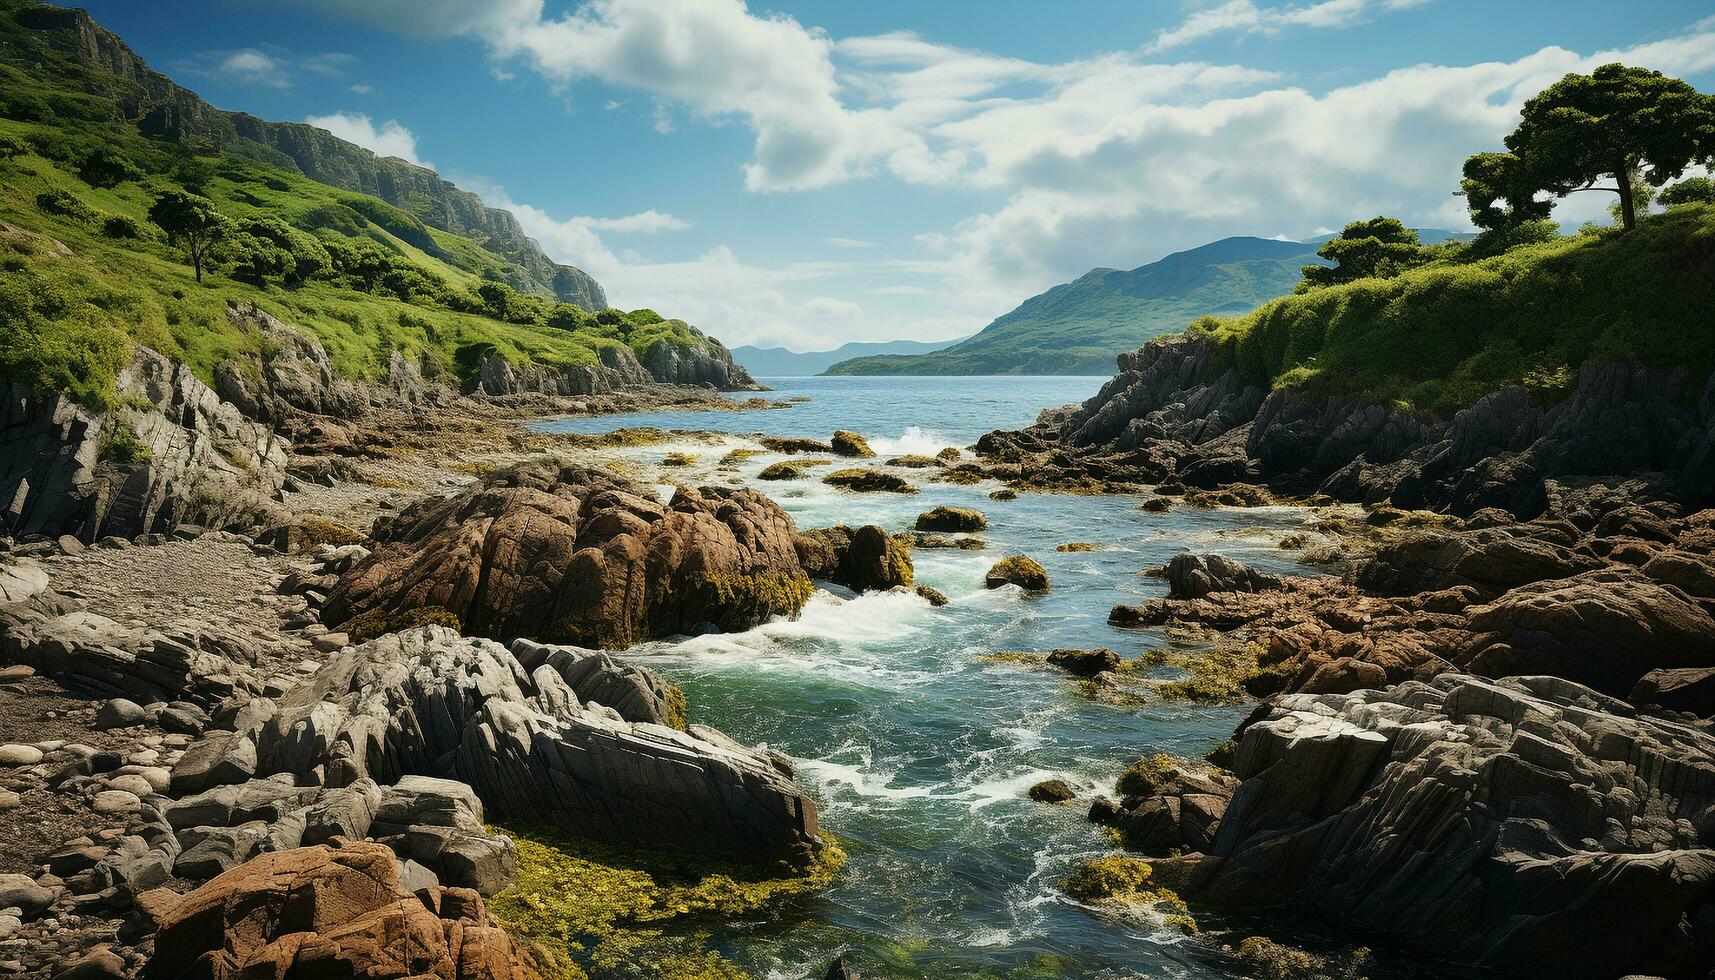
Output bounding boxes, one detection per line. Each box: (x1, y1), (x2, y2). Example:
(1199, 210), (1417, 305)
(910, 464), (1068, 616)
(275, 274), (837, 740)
(1197, 206), (1715, 416)
(0, 0), (706, 407)
(826, 237), (1322, 375)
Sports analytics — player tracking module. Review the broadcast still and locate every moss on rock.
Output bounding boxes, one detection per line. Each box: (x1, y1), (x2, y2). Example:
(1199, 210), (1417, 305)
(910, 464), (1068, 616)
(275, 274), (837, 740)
(984, 555), (1049, 592)
(343, 604), (463, 644)
(829, 430), (874, 458)
(822, 469), (918, 493)
(915, 506), (986, 532)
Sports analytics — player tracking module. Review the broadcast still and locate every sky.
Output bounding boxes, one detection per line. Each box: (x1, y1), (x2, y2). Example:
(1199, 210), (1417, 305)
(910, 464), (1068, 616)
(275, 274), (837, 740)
(74, 0), (1715, 352)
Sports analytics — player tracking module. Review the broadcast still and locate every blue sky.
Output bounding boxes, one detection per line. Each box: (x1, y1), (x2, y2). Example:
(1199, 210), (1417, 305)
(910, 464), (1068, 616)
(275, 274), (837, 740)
(76, 0), (1715, 351)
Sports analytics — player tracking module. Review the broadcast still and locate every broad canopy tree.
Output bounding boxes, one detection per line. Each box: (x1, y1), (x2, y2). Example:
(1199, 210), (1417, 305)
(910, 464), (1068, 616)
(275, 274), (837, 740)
(148, 190), (228, 283)
(1299, 217), (1423, 290)
(1465, 64), (1715, 232)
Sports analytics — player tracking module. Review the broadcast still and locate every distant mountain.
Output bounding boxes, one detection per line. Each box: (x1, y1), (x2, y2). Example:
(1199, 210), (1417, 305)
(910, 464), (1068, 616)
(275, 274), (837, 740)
(825, 237), (1324, 375)
(734, 337), (963, 376)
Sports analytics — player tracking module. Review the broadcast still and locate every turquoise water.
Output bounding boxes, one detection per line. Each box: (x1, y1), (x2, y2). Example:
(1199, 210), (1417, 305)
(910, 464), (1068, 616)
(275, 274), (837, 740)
(539, 377), (1331, 979)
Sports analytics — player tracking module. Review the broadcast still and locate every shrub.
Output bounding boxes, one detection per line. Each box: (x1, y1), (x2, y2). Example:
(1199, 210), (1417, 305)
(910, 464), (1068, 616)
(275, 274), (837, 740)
(98, 417), (152, 465)
(77, 145), (141, 188)
(0, 134), (27, 162)
(100, 215), (140, 239)
(35, 189), (95, 221)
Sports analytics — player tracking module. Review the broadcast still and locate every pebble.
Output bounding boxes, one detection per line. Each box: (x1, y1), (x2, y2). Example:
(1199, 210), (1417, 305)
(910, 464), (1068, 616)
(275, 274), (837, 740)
(0, 792), (17, 810)
(126, 749), (160, 766)
(55, 535), (85, 556)
(0, 746), (41, 768)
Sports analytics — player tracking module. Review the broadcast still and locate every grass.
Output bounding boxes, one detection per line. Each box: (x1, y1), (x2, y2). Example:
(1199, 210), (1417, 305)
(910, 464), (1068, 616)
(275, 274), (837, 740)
(1194, 206), (1715, 416)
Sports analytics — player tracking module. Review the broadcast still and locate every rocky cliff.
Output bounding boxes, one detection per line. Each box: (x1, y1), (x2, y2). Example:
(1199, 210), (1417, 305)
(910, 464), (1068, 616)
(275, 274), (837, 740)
(13, 3), (606, 309)
(981, 334), (1715, 518)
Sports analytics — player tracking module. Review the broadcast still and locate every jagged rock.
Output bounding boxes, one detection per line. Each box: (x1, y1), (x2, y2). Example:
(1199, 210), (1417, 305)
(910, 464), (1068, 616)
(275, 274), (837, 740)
(324, 460), (812, 649)
(795, 526), (913, 592)
(1157, 674), (1715, 979)
(638, 328), (760, 390)
(0, 346), (289, 540)
(1631, 666), (1715, 715)
(0, 561), (49, 603)
(476, 349), (647, 398)
(1046, 648), (1121, 677)
(510, 638), (686, 729)
(251, 627), (822, 865)
(1164, 554), (1282, 599)
(143, 841), (541, 980)
(915, 507), (985, 532)
(822, 468), (916, 493)
(174, 822), (268, 880)
(1027, 779), (1076, 803)
(214, 303), (372, 423)
(301, 779), (383, 845)
(1355, 525), (1602, 597)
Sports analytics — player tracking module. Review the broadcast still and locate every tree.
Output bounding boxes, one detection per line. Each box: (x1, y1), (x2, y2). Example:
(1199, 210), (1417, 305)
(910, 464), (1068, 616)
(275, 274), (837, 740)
(148, 190), (228, 283)
(1298, 217), (1423, 290)
(76, 145), (141, 188)
(1460, 151), (1555, 233)
(1660, 177), (1715, 208)
(1609, 168), (1658, 226)
(1498, 64), (1715, 231)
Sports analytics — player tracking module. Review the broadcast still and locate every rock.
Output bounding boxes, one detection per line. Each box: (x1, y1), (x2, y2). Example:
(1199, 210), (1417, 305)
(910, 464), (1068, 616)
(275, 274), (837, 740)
(169, 731), (256, 794)
(822, 468), (917, 493)
(301, 779), (383, 845)
(325, 461), (813, 650)
(174, 822), (267, 881)
(372, 775), (486, 833)
(915, 585), (949, 607)
(0, 874), (53, 915)
(1158, 674), (1715, 978)
(825, 956), (857, 979)
(985, 556), (1049, 592)
(510, 639), (687, 729)
(1164, 554), (1283, 599)
(104, 773), (155, 797)
(145, 841), (542, 980)
(0, 745), (41, 767)
(830, 430), (875, 458)
(1028, 779), (1076, 803)
(1630, 666), (1715, 715)
(50, 947), (126, 980)
(795, 526), (913, 592)
(1046, 648), (1122, 677)
(915, 507), (986, 532)
(311, 631), (350, 652)
(906, 531), (985, 550)
(758, 461), (808, 480)
(255, 627), (823, 865)
(91, 789), (140, 814)
(157, 701), (209, 734)
(0, 561), (49, 603)
(989, 488), (1018, 501)
(95, 698), (145, 729)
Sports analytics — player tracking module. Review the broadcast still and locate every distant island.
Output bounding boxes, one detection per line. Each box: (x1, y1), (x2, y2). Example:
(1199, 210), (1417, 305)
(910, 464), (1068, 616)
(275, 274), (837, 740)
(825, 232), (1464, 376)
(732, 337), (962, 376)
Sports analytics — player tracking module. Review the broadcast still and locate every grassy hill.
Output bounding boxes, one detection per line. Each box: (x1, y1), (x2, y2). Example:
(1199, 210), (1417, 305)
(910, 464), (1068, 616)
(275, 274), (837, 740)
(826, 237), (1323, 376)
(1193, 206), (1715, 416)
(0, 0), (711, 408)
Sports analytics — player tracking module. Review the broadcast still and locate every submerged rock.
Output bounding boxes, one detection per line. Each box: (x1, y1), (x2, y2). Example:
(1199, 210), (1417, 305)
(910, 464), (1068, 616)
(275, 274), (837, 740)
(325, 460), (813, 649)
(915, 507), (986, 532)
(822, 468), (917, 493)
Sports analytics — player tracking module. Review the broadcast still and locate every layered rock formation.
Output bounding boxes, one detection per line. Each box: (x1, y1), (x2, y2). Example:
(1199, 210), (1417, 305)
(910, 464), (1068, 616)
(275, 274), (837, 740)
(231, 627), (822, 864)
(325, 461), (814, 648)
(980, 334), (1715, 518)
(0, 346), (289, 541)
(1148, 674), (1715, 979)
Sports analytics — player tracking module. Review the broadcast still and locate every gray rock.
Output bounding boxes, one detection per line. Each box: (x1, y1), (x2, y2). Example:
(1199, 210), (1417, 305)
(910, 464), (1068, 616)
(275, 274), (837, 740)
(1164, 553), (1283, 599)
(372, 775), (484, 834)
(0, 745), (41, 767)
(0, 874), (53, 915)
(299, 779), (381, 845)
(173, 822), (267, 881)
(95, 698), (146, 729)
(168, 732), (256, 794)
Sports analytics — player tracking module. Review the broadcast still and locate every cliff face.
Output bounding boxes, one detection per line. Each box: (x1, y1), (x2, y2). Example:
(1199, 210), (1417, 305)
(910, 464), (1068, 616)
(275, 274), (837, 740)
(18, 3), (605, 309)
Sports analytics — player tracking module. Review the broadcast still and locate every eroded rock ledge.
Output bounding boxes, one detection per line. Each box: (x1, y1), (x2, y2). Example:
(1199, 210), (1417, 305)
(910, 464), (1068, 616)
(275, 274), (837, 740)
(1148, 673), (1715, 979)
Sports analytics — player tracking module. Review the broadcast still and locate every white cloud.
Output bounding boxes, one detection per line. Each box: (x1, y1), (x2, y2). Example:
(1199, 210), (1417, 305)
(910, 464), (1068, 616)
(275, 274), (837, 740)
(824, 237), (874, 248)
(582, 210), (693, 234)
(304, 112), (432, 168)
(213, 48), (289, 87)
(349, 83), (375, 96)
(1146, 0), (1430, 53)
(803, 296), (863, 317)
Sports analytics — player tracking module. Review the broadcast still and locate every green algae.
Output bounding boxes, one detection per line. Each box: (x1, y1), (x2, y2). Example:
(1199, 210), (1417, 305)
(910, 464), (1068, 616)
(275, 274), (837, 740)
(490, 825), (847, 980)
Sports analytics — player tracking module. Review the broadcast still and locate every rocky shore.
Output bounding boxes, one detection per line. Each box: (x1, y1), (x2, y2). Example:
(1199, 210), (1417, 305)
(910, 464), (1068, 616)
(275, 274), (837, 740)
(0, 303), (845, 977)
(981, 334), (1715, 978)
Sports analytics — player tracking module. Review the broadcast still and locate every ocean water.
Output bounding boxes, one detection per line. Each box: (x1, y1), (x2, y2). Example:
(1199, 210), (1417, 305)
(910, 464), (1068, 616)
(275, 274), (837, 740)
(535, 377), (1341, 979)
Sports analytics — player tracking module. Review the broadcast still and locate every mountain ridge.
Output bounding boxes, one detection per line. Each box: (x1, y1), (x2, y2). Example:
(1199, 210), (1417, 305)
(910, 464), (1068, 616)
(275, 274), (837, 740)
(734, 337), (963, 376)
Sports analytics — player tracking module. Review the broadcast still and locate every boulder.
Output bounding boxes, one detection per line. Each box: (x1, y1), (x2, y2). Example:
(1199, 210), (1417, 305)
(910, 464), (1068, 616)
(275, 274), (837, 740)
(324, 460), (813, 650)
(95, 698), (146, 729)
(795, 525), (913, 592)
(830, 430), (875, 458)
(1164, 554), (1282, 599)
(144, 841), (541, 980)
(253, 627), (823, 865)
(1046, 648), (1122, 677)
(915, 507), (986, 532)
(985, 556), (1049, 592)
(822, 469), (916, 493)
(1158, 674), (1715, 979)
(1027, 779), (1076, 804)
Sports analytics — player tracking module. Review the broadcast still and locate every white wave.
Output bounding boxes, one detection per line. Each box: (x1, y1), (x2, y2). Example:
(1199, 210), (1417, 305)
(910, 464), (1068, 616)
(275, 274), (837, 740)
(798, 757), (937, 802)
(869, 425), (954, 457)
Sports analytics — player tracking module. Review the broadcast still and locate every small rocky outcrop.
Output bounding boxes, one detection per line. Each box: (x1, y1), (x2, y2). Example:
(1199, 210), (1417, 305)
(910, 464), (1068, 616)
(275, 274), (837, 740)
(325, 460), (813, 649)
(214, 302), (375, 423)
(1, 347), (289, 541)
(795, 526), (913, 592)
(141, 840), (541, 980)
(1154, 674), (1715, 979)
(637, 329), (760, 390)
(822, 469), (916, 494)
(1162, 554), (1282, 599)
(915, 507), (986, 533)
(1046, 648), (1122, 677)
(985, 555), (1049, 592)
(830, 430), (875, 458)
(246, 627), (823, 864)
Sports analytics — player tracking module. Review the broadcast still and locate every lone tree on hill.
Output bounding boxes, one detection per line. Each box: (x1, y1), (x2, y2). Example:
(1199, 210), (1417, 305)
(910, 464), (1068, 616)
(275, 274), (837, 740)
(1660, 177), (1715, 208)
(1472, 64), (1715, 231)
(148, 190), (228, 283)
(1298, 217), (1423, 290)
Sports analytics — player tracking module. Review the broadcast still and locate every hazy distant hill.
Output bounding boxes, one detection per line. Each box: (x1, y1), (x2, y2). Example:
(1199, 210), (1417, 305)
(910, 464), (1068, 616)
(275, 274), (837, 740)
(735, 337), (962, 376)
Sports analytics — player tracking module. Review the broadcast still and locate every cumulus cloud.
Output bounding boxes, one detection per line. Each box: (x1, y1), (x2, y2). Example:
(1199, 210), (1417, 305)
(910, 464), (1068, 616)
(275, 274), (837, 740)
(304, 112), (432, 168)
(580, 210), (693, 233)
(824, 237), (874, 248)
(209, 48), (290, 87)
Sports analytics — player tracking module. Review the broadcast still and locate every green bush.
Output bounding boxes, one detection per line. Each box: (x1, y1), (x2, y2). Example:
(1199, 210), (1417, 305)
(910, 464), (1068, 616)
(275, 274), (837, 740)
(100, 215), (140, 239)
(35, 188), (94, 220)
(76, 145), (141, 188)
